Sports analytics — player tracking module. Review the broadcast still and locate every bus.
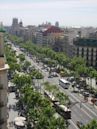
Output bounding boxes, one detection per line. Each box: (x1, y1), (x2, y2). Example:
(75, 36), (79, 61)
(59, 78), (70, 89)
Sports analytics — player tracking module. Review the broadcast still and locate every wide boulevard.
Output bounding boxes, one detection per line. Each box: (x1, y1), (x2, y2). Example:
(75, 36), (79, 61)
(11, 42), (97, 129)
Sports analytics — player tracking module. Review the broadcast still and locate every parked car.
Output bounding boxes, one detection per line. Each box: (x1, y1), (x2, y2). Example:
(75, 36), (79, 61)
(83, 92), (90, 97)
(76, 84), (80, 89)
(67, 76), (75, 82)
(52, 72), (58, 77)
(48, 75), (53, 78)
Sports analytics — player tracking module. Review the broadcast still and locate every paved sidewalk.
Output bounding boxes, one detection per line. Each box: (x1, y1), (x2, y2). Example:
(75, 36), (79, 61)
(7, 92), (19, 129)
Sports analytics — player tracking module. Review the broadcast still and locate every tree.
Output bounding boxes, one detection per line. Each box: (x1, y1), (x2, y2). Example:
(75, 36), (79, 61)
(30, 69), (43, 79)
(20, 85), (67, 129)
(13, 74), (32, 89)
(18, 54), (25, 62)
(22, 61), (31, 71)
(70, 56), (86, 71)
(55, 92), (69, 105)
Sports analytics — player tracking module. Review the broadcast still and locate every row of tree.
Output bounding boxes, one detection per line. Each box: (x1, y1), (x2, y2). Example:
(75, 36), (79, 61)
(7, 34), (97, 128)
(5, 44), (21, 78)
(5, 38), (68, 129)
(8, 34), (97, 79)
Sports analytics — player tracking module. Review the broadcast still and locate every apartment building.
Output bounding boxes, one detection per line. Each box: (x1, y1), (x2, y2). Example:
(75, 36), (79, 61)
(36, 26), (64, 46)
(0, 28), (9, 129)
(74, 38), (97, 67)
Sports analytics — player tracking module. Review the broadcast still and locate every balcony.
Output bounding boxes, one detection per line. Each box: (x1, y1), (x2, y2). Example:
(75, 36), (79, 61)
(0, 102), (4, 108)
(0, 84), (3, 90)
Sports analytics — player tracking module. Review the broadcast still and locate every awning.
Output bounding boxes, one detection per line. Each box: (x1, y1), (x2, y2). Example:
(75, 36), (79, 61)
(15, 121), (25, 127)
(14, 116), (26, 122)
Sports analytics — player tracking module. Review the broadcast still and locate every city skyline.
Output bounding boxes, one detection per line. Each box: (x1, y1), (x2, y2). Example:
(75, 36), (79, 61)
(0, 0), (97, 27)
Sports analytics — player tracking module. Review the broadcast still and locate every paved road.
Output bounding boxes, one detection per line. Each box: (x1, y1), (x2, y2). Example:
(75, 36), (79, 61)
(11, 43), (97, 129)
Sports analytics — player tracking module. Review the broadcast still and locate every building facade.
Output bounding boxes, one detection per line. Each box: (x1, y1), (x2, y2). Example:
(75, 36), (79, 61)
(74, 38), (97, 67)
(36, 26), (64, 46)
(0, 29), (9, 129)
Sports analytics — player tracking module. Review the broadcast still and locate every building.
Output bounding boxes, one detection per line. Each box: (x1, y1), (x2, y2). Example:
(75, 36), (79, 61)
(63, 28), (78, 57)
(10, 18), (36, 42)
(74, 38), (97, 67)
(63, 27), (97, 57)
(11, 18), (19, 35)
(0, 26), (9, 129)
(12, 18), (18, 27)
(89, 31), (97, 39)
(36, 26), (64, 46)
(55, 21), (59, 27)
(86, 77), (97, 89)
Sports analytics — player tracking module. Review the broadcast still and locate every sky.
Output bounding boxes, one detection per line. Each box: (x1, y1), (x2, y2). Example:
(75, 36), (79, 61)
(0, 0), (97, 27)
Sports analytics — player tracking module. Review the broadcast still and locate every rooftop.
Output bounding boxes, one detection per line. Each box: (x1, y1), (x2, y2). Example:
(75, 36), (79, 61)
(43, 26), (63, 36)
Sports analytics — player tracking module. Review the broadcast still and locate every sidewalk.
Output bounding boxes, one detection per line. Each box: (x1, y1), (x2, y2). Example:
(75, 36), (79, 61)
(7, 92), (19, 129)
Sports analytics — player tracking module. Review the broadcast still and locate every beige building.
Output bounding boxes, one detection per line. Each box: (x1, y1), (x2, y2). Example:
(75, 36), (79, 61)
(74, 38), (97, 67)
(36, 26), (64, 46)
(0, 29), (9, 129)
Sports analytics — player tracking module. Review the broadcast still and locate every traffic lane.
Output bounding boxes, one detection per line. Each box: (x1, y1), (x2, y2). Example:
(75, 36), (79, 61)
(58, 85), (97, 119)
(69, 95), (91, 125)
(68, 91), (97, 119)
(69, 120), (79, 129)
(71, 104), (91, 125)
(85, 102), (97, 116)
(25, 55), (48, 75)
(72, 92), (97, 117)
(56, 86), (96, 123)
(65, 89), (97, 120)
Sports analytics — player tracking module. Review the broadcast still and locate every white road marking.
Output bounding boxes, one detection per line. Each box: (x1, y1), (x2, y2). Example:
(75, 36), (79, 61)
(70, 93), (97, 118)
(69, 120), (79, 129)
(70, 97), (93, 119)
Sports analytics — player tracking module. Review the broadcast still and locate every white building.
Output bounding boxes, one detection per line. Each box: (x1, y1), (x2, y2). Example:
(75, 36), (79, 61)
(86, 78), (97, 89)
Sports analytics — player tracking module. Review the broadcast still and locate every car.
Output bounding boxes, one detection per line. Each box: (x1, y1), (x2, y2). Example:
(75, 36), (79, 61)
(48, 75), (53, 78)
(76, 121), (84, 128)
(80, 89), (84, 94)
(67, 76), (75, 82)
(49, 72), (58, 77)
(76, 84), (80, 89)
(83, 92), (90, 97)
(52, 72), (58, 77)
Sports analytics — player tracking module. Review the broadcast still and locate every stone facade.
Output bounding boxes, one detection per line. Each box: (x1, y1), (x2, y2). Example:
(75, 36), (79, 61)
(0, 30), (9, 129)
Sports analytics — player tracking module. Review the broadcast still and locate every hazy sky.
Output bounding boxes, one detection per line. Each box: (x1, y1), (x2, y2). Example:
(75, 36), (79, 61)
(0, 0), (97, 27)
